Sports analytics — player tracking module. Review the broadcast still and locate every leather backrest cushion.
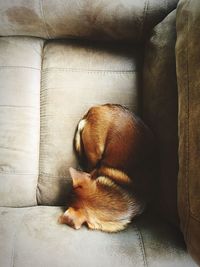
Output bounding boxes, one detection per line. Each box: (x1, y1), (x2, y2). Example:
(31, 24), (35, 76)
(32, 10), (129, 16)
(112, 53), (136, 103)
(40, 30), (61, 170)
(0, 37), (44, 207)
(143, 10), (179, 226)
(176, 0), (200, 264)
(0, 0), (178, 42)
(37, 40), (143, 205)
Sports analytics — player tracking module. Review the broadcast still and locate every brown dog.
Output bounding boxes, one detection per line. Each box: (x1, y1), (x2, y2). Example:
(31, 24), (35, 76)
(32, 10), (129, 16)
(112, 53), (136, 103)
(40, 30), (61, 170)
(59, 104), (156, 232)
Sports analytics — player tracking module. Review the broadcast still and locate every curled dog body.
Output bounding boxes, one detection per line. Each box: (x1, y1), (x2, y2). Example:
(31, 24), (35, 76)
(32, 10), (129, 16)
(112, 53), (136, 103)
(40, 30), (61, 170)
(59, 104), (156, 232)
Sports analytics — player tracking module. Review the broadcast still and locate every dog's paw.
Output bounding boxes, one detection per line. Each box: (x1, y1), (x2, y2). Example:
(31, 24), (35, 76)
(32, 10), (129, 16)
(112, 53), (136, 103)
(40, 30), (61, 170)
(58, 208), (85, 230)
(58, 214), (65, 224)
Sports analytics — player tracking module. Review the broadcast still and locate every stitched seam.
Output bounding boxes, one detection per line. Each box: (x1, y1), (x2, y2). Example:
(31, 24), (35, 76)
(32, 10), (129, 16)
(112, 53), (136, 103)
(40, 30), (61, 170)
(190, 213), (200, 223)
(36, 39), (46, 205)
(135, 223), (148, 267)
(38, 179), (68, 183)
(0, 66), (40, 70)
(186, 217), (198, 260)
(165, 0), (168, 16)
(165, 0), (168, 13)
(39, 173), (70, 180)
(185, 0), (191, 243)
(39, 0), (50, 39)
(0, 105), (38, 109)
(0, 146), (38, 153)
(188, 233), (200, 255)
(0, 172), (37, 175)
(42, 68), (137, 74)
(40, 87), (137, 93)
(10, 208), (31, 267)
(140, 0), (148, 40)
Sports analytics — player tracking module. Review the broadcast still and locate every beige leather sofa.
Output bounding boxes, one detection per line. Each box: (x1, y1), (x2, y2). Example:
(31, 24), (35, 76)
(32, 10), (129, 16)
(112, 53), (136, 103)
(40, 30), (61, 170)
(0, 0), (199, 266)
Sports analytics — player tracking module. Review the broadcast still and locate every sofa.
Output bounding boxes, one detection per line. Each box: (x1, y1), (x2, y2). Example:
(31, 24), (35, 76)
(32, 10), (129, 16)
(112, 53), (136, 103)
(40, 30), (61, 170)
(0, 0), (199, 266)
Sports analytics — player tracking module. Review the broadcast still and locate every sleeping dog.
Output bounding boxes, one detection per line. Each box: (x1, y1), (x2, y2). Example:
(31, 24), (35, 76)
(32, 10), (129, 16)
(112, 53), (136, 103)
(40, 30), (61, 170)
(59, 104), (156, 232)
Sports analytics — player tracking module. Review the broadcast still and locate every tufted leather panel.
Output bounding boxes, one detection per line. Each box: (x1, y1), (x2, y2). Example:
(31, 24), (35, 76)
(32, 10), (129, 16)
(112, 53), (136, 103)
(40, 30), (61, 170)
(0, 0), (178, 42)
(37, 40), (143, 205)
(0, 37), (44, 207)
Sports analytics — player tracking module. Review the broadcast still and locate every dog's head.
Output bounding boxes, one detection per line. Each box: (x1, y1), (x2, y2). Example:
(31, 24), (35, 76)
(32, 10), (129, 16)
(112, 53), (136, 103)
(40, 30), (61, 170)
(59, 167), (144, 232)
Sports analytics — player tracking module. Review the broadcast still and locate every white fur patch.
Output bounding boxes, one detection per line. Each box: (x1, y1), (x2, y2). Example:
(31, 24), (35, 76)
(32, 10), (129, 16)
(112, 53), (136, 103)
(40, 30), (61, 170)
(75, 119), (86, 153)
(97, 176), (116, 188)
(78, 119), (86, 132)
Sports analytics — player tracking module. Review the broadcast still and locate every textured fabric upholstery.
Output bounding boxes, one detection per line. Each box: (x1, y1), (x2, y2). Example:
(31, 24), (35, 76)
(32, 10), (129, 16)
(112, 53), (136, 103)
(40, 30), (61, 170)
(0, 37), (43, 207)
(143, 10), (179, 226)
(0, 37), (142, 206)
(0, 0), (178, 42)
(38, 41), (142, 205)
(0, 207), (197, 267)
(176, 0), (200, 264)
(0, 0), (198, 266)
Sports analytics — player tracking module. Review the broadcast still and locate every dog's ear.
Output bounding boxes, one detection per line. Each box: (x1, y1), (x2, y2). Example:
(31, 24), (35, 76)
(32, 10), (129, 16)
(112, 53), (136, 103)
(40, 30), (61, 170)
(69, 167), (91, 188)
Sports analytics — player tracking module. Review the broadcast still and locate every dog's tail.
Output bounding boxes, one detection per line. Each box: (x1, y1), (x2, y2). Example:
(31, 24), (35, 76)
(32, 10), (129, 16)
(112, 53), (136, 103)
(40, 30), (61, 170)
(74, 118), (86, 161)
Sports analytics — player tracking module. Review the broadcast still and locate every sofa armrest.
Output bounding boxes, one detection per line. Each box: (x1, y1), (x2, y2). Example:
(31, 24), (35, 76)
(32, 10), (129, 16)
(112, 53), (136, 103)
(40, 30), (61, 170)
(176, 0), (200, 264)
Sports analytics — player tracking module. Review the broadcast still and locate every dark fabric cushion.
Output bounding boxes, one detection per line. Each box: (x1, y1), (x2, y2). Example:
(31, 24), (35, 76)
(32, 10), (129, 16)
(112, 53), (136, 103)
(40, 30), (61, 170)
(143, 10), (179, 226)
(176, 0), (200, 265)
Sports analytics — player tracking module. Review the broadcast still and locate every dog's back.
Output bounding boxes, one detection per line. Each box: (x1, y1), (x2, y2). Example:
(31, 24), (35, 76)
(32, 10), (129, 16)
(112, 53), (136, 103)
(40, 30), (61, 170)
(74, 104), (155, 188)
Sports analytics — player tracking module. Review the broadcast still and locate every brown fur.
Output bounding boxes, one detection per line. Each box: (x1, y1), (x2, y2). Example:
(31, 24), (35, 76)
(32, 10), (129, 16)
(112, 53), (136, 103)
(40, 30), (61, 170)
(59, 104), (156, 232)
